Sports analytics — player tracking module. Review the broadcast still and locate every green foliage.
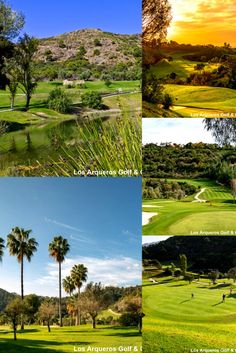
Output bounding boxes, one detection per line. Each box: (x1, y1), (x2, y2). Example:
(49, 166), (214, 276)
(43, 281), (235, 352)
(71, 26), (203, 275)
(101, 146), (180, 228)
(81, 91), (102, 109)
(47, 88), (72, 113)
(0, 0), (25, 40)
(162, 93), (173, 109)
(94, 38), (102, 46)
(143, 179), (197, 200)
(93, 49), (100, 56)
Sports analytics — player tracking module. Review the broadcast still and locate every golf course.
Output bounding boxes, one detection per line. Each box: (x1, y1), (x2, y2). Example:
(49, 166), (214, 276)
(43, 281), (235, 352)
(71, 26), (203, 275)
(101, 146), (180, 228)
(143, 48), (236, 118)
(143, 178), (236, 236)
(143, 271), (236, 353)
(0, 324), (141, 353)
(0, 80), (141, 176)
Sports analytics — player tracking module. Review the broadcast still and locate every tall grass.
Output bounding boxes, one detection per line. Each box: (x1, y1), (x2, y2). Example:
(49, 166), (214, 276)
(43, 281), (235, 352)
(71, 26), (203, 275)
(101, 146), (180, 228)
(13, 114), (141, 177)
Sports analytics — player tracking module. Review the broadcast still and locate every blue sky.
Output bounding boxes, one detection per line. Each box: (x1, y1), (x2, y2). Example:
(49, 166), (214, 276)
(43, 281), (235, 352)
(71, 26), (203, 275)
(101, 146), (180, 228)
(143, 119), (216, 145)
(10, 0), (141, 38)
(0, 178), (141, 296)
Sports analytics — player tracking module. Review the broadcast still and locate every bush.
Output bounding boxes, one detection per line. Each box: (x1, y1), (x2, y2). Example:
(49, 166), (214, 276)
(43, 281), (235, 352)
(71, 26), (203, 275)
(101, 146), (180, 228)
(162, 93), (174, 110)
(118, 313), (139, 327)
(81, 91), (102, 109)
(47, 88), (72, 113)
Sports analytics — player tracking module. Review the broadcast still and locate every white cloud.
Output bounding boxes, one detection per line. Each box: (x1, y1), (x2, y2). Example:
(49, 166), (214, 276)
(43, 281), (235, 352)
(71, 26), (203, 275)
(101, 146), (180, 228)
(142, 118), (215, 145)
(44, 217), (83, 233)
(31, 256), (141, 296)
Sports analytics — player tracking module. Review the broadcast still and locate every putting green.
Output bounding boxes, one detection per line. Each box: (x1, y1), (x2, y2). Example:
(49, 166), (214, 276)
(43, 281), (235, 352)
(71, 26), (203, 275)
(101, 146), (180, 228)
(143, 276), (236, 353)
(143, 179), (236, 236)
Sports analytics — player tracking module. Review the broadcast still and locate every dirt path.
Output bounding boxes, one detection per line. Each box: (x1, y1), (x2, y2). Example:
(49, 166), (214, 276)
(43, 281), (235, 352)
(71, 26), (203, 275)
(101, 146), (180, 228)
(192, 188), (207, 203)
(108, 309), (121, 316)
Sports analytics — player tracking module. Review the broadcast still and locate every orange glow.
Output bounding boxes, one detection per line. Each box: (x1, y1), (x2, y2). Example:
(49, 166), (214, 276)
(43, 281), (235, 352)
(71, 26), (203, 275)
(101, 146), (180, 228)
(167, 0), (236, 47)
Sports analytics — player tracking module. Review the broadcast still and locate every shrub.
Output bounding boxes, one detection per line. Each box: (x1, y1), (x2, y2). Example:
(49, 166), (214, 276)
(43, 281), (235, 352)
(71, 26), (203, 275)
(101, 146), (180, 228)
(47, 88), (72, 113)
(162, 93), (174, 110)
(94, 38), (102, 46)
(93, 49), (101, 56)
(81, 91), (102, 109)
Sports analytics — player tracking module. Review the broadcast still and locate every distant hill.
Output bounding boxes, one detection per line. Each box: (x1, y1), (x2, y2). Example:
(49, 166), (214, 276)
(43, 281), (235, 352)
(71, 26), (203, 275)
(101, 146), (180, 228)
(37, 29), (140, 65)
(0, 288), (17, 311)
(143, 236), (236, 272)
(33, 29), (141, 81)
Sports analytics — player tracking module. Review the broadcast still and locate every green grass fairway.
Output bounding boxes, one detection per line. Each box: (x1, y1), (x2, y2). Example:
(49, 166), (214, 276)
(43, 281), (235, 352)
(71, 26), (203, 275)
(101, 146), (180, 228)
(0, 325), (141, 353)
(143, 275), (236, 353)
(143, 50), (236, 118)
(165, 84), (236, 117)
(143, 179), (236, 236)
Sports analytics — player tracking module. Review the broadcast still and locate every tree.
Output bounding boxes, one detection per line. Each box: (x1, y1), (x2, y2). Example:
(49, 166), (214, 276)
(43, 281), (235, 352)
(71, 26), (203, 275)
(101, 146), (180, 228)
(117, 294), (143, 333)
(63, 276), (75, 326)
(71, 264), (88, 325)
(228, 267), (236, 283)
(47, 88), (72, 113)
(231, 179), (236, 201)
(174, 269), (181, 280)
(48, 236), (70, 327)
(162, 93), (173, 110)
(143, 0), (172, 46)
(7, 227), (38, 329)
(15, 34), (39, 110)
(184, 273), (194, 284)
(2, 57), (19, 110)
(0, 0), (24, 40)
(83, 282), (106, 329)
(23, 294), (41, 324)
(208, 270), (219, 284)
(81, 91), (103, 109)
(142, 72), (164, 104)
(38, 300), (57, 332)
(179, 254), (187, 276)
(0, 237), (4, 261)
(5, 298), (25, 340)
(203, 119), (236, 146)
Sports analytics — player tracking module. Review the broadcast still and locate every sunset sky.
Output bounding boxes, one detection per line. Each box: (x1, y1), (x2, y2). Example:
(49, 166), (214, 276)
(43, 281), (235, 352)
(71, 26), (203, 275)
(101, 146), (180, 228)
(167, 0), (236, 47)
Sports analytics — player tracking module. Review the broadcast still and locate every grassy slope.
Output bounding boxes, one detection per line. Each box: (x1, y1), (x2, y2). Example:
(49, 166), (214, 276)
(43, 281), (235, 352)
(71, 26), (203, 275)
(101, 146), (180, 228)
(143, 179), (236, 236)
(143, 275), (236, 353)
(143, 52), (236, 118)
(0, 325), (141, 353)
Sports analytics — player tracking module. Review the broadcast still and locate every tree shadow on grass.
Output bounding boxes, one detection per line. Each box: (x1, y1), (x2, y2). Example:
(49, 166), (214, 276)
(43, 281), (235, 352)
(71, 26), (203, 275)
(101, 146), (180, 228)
(0, 338), (93, 353)
(209, 284), (230, 289)
(169, 284), (188, 287)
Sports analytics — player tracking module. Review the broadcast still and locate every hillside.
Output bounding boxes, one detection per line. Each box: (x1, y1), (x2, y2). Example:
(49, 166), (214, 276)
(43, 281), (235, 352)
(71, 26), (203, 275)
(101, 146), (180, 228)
(143, 143), (236, 179)
(33, 29), (141, 81)
(0, 288), (17, 311)
(37, 29), (140, 65)
(143, 236), (236, 272)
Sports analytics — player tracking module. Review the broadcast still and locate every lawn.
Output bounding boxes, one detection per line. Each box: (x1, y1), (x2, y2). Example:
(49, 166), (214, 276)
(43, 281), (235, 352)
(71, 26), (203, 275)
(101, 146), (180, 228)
(0, 325), (141, 353)
(143, 274), (236, 353)
(142, 179), (236, 235)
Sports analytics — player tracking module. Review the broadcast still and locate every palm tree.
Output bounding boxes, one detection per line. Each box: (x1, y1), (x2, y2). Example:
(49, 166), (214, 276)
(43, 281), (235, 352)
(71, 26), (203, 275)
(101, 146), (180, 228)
(49, 236), (70, 327)
(7, 227), (38, 329)
(71, 264), (88, 325)
(0, 238), (5, 261)
(63, 276), (75, 326)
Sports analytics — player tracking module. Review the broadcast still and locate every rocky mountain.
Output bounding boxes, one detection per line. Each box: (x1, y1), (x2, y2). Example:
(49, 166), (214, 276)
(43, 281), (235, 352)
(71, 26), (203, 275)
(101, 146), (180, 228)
(36, 28), (141, 66)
